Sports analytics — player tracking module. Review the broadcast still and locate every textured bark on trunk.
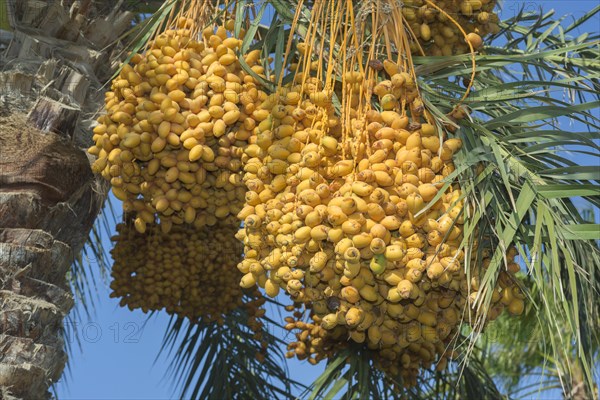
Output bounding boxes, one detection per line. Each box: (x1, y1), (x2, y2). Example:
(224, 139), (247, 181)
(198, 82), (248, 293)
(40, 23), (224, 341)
(0, 1), (133, 398)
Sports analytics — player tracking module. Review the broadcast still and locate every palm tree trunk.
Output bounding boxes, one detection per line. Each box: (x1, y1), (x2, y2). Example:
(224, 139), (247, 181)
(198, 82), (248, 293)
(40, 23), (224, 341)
(0, 1), (133, 398)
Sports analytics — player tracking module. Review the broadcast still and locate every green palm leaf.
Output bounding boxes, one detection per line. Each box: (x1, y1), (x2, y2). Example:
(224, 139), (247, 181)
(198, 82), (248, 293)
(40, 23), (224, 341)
(302, 339), (510, 400)
(415, 6), (600, 398)
(158, 295), (302, 399)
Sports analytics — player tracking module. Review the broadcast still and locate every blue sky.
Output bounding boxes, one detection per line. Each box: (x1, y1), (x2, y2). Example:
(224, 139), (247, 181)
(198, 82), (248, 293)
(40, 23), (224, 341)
(54, 2), (599, 399)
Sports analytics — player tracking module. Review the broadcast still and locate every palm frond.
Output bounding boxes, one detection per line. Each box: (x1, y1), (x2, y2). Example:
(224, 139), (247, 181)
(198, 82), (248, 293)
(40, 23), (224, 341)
(302, 339), (510, 400)
(414, 6), (600, 397)
(158, 294), (301, 399)
(301, 347), (397, 400)
(59, 193), (115, 388)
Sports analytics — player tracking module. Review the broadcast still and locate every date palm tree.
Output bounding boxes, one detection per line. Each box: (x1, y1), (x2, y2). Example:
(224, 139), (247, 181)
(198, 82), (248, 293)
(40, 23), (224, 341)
(150, 2), (599, 399)
(5, 0), (597, 399)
